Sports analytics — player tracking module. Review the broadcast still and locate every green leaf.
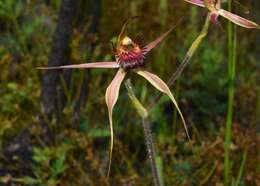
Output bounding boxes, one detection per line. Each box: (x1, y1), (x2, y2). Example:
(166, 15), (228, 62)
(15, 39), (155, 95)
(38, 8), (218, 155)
(50, 148), (68, 179)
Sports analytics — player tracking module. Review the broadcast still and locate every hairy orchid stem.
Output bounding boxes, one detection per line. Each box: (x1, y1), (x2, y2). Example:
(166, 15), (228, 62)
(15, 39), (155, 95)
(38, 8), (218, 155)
(125, 79), (161, 186)
(147, 13), (211, 111)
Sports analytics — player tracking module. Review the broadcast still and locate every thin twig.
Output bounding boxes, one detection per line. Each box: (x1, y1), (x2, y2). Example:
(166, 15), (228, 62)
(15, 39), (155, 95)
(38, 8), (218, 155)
(125, 79), (161, 186)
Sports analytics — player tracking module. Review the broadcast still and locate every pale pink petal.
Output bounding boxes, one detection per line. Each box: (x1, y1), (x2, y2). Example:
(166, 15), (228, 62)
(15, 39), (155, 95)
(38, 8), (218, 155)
(185, 0), (205, 7)
(218, 9), (260, 29)
(105, 68), (126, 176)
(142, 27), (175, 55)
(134, 69), (190, 139)
(37, 62), (119, 70)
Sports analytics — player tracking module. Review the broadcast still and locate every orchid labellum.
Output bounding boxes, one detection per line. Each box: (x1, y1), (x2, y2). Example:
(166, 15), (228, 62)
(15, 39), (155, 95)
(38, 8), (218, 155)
(38, 19), (189, 176)
(185, 0), (260, 28)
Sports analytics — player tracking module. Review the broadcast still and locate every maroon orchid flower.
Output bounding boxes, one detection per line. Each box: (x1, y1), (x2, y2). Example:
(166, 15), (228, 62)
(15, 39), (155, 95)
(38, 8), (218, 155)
(38, 19), (189, 176)
(185, 0), (260, 28)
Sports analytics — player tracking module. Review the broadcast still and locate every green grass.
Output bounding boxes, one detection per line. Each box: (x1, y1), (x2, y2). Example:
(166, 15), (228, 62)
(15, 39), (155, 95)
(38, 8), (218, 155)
(224, 1), (237, 185)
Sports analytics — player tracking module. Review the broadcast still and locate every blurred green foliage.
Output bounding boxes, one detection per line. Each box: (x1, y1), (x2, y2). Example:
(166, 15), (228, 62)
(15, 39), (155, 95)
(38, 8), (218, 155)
(0, 0), (259, 185)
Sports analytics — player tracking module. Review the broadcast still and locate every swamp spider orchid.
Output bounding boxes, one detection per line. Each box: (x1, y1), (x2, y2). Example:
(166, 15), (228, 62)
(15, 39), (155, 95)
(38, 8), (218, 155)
(38, 18), (190, 176)
(185, 0), (260, 29)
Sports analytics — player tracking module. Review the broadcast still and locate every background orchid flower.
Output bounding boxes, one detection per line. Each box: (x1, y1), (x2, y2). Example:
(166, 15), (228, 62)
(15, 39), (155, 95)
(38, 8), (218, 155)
(38, 19), (190, 176)
(185, 0), (260, 28)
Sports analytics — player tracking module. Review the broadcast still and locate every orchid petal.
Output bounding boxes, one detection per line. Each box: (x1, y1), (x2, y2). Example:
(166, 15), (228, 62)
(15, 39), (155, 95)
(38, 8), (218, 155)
(184, 0), (205, 7)
(142, 26), (175, 55)
(105, 68), (126, 176)
(134, 69), (190, 139)
(218, 9), (260, 29)
(37, 62), (119, 70)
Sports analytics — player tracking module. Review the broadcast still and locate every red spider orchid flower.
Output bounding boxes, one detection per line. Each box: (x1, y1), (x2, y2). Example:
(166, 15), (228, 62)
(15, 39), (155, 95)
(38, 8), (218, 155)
(185, 0), (260, 29)
(38, 19), (190, 176)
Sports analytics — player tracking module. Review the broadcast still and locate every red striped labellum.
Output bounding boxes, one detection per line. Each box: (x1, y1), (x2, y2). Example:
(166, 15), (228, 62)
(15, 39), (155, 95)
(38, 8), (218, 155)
(116, 36), (146, 69)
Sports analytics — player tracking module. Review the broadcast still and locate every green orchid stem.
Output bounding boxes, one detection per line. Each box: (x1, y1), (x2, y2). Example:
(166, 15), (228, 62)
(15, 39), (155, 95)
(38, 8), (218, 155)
(224, 1), (237, 185)
(125, 79), (161, 186)
(147, 13), (211, 111)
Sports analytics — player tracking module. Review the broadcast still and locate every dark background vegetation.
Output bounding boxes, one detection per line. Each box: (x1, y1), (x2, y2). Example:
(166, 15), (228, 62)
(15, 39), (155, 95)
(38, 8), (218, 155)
(0, 0), (259, 185)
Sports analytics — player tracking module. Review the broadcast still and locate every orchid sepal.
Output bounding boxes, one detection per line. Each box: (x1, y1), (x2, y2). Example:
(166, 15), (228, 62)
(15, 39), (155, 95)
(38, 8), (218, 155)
(37, 62), (120, 70)
(184, 0), (205, 7)
(105, 68), (126, 176)
(218, 9), (260, 29)
(134, 68), (190, 139)
(142, 26), (175, 55)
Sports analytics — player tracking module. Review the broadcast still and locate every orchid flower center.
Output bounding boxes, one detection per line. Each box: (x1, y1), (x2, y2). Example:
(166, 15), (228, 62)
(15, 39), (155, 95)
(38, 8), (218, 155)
(121, 36), (133, 46)
(116, 36), (146, 70)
